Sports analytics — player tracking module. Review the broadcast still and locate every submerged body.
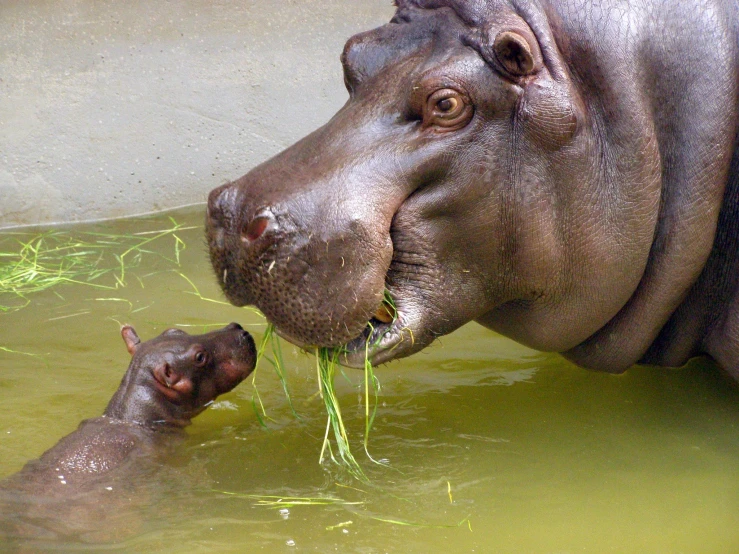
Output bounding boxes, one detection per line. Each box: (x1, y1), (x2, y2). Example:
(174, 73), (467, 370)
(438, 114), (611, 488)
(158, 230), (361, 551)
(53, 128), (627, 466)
(207, 0), (739, 381)
(0, 323), (255, 543)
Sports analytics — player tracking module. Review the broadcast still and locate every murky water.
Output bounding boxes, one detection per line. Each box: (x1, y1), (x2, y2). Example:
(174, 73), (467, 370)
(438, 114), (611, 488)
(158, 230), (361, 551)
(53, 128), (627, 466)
(1, 206), (738, 553)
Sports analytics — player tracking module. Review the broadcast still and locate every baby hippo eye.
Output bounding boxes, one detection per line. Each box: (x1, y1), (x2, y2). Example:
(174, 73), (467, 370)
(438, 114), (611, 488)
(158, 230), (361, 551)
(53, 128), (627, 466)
(424, 88), (472, 131)
(194, 350), (208, 367)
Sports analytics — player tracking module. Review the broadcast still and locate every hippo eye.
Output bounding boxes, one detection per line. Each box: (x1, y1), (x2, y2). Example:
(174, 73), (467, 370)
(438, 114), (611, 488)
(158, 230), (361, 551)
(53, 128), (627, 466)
(425, 88), (472, 131)
(436, 97), (458, 113)
(194, 350), (208, 367)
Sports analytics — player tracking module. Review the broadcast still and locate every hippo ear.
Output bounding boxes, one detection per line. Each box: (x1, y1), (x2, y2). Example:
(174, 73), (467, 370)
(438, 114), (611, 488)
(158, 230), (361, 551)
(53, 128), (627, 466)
(121, 325), (141, 356)
(493, 30), (541, 77)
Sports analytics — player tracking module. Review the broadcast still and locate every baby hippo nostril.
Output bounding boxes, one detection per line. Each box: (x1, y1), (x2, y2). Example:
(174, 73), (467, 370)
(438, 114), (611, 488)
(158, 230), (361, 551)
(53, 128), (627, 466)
(241, 211), (276, 243)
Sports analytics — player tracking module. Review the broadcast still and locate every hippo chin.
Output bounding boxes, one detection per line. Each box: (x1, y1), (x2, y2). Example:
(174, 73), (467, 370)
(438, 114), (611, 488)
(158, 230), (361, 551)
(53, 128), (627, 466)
(207, 0), (739, 380)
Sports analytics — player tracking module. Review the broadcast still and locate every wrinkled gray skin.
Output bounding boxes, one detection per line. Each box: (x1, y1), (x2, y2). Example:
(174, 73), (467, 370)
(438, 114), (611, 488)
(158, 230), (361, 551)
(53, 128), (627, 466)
(207, 0), (739, 381)
(0, 323), (255, 542)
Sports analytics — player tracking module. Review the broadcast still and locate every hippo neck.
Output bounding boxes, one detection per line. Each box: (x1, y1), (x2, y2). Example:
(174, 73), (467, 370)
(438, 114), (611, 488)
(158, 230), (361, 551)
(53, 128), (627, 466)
(103, 375), (193, 429)
(641, 146), (739, 367)
(557, 0), (739, 372)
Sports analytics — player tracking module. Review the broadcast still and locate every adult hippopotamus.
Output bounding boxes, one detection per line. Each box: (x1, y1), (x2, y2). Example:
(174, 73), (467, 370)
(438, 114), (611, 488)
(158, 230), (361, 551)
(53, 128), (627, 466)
(206, 0), (739, 381)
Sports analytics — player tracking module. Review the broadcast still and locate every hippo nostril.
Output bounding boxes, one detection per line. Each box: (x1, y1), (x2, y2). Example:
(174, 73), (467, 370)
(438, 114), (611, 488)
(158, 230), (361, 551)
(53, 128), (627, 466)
(206, 183), (239, 252)
(226, 322), (243, 331)
(241, 211), (276, 243)
(211, 227), (225, 250)
(244, 217), (268, 241)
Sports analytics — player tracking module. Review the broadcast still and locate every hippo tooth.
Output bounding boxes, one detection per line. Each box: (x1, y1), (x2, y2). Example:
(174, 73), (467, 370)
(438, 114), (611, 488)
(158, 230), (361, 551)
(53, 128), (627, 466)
(374, 305), (394, 323)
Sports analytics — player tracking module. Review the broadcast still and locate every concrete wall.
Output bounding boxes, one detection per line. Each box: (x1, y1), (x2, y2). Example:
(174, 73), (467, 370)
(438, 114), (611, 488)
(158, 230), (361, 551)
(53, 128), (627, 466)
(0, 0), (394, 229)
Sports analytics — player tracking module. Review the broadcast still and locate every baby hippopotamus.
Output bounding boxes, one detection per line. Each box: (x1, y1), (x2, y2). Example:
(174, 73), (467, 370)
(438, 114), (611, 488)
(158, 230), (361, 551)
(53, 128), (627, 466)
(0, 323), (256, 543)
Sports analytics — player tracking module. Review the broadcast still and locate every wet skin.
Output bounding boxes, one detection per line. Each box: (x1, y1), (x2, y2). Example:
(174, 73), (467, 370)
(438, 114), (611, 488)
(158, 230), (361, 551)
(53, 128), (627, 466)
(0, 323), (256, 542)
(207, 0), (739, 381)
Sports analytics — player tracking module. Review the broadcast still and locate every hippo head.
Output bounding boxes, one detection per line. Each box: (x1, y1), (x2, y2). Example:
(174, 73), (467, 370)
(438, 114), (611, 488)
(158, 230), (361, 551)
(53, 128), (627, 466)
(206, 0), (661, 368)
(105, 323), (256, 426)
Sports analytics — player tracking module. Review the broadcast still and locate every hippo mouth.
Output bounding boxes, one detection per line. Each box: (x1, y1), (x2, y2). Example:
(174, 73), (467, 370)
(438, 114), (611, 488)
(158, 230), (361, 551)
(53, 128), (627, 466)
(272, 292), (416, 368)
(340, 311), (411, 367)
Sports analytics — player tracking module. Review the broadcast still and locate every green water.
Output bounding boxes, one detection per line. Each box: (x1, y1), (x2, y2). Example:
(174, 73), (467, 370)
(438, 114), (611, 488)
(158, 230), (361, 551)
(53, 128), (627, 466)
(1, 206), (738, 553)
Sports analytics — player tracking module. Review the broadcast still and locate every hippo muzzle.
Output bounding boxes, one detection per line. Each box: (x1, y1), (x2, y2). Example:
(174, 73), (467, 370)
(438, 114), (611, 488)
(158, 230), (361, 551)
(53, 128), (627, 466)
(207, 161), (394, 352)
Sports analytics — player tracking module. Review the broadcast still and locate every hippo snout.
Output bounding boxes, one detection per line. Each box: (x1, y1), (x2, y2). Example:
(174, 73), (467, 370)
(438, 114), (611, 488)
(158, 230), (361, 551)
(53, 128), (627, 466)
(206, 165), (393, 347)
(227, 322), (257, 353)
(207, 182), (238, 236)
(206, 179), (293, 310)
(208, 182), (279, 250)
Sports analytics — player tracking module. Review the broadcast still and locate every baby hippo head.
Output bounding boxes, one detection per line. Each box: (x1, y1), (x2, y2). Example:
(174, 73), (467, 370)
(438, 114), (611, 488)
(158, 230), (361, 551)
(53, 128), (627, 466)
(107, 323), (256, 426)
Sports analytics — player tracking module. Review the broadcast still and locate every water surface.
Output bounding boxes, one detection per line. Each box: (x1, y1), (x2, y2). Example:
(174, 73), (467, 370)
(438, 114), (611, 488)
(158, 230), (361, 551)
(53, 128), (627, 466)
(1, 207), (738, 552)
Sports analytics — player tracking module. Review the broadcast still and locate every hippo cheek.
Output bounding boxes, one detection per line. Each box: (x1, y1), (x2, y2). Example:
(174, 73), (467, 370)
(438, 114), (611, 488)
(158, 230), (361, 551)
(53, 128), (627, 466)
(340, 189), (507, 367)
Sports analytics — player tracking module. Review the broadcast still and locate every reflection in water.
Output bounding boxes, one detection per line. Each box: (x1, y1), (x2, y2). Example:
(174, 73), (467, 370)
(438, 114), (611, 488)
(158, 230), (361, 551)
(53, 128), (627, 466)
(1, 207), (738, 552)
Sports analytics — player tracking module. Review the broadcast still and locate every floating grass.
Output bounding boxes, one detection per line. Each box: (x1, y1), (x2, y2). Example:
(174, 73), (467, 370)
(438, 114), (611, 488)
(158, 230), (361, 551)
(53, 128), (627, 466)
(0, 218), (194, 312)
(0, 346), (43, 358)
(213, 490), (364, 508)
(214, 486), (472, 529)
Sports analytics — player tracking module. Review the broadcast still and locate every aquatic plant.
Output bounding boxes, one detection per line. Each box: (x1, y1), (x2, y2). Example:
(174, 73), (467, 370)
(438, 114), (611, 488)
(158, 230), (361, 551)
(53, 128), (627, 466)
(214, 484), (472, 529)
(0, 218), (191, 312)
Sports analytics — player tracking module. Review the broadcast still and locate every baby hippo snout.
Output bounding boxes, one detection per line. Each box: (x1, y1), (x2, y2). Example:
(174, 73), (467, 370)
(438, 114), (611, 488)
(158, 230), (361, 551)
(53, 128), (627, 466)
(106, 322), (257, 424)
(201, 322), (257, 398)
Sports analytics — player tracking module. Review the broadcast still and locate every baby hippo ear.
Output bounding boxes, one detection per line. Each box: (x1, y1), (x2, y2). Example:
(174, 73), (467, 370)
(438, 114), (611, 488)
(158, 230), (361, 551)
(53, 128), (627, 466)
(121, 325), (141, 356)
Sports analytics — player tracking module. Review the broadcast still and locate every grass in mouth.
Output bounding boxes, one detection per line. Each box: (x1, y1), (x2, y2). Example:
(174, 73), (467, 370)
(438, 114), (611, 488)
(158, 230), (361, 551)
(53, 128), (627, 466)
(0, 217), (191, 312)
(315, 345), (368, 481)
(251, 322), (300, 427)
(251, 293), (397, 481)
(315, 291), (397, 481)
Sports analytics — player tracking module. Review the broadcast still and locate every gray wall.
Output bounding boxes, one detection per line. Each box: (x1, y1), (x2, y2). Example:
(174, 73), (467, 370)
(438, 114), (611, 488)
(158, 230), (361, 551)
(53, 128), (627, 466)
(0, 0), (394, 229)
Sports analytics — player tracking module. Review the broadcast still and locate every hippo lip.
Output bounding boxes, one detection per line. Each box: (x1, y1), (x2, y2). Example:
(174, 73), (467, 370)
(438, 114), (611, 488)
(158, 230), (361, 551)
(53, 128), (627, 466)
(273, 309), (413, 368)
